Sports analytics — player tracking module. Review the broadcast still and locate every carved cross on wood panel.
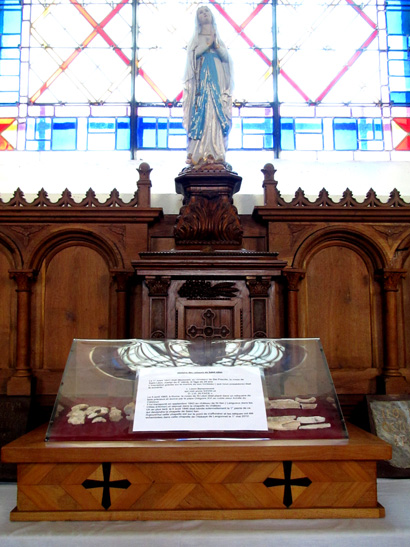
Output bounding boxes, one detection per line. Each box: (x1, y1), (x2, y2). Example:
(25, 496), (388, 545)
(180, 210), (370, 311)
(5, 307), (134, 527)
(186, 308), (230, 339)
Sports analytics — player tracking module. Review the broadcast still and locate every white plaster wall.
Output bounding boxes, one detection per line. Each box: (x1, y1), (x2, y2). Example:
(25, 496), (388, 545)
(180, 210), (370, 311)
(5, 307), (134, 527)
(1, 150), (409, 214)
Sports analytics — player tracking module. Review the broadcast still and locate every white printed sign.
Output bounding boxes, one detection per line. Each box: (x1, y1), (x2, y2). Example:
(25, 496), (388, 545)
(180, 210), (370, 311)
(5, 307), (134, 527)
(133, 366), (268, 432)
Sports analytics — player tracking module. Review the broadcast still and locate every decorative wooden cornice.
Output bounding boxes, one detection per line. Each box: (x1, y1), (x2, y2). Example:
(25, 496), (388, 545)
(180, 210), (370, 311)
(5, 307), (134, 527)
(254, 163), (410, 223)
(134, 250), (287, 278)
(0, 188), (139, 208)
(0, 188), (163, 224)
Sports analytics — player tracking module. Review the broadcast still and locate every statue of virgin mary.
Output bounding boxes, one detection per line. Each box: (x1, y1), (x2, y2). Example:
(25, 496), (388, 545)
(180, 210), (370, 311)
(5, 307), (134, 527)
(183, 5), (233, 167)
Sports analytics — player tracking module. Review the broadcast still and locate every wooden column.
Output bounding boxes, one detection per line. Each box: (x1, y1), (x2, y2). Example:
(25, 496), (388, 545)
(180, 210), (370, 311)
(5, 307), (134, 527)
(7, 269), (37, 396)
(282, 269), (305, 338)
(246, 276), (272, 338)
(144, 276), (171, 339)
(111, 270), (132, 338)
(380, 269), (408, 394)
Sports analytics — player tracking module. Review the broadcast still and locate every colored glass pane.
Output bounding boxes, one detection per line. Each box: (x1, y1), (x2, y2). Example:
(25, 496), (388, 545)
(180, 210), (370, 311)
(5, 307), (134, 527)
(52, 118), (77, 150)
(116, 118), (130, 150)
(334, 118), (358, 150)
(0, 0), (406, 155)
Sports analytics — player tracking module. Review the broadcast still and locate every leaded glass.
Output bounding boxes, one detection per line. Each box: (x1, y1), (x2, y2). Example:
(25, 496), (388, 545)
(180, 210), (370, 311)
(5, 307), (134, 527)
(0, 1), (409, 155)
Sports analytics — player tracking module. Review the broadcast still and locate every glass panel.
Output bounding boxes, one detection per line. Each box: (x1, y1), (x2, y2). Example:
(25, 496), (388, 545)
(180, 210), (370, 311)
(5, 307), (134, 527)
(116, 117), (130, 150)
(46, 338), (348, 443)
(0, 1), (405, 156)
(334, 118), (358, 150)
(277, 0), (379, 105)
(52, 118), (77, 150)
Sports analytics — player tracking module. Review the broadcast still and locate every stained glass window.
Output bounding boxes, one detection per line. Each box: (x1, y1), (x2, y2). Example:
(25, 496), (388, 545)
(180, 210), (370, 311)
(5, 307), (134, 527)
(1, 1), (410, 155)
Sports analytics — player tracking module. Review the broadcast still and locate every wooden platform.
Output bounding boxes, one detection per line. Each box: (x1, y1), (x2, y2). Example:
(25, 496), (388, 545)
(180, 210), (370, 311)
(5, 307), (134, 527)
(1, 423), (391, 521)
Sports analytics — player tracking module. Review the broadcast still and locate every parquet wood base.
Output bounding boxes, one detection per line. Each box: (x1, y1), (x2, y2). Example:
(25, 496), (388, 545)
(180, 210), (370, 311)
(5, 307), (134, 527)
(2, 423), (391, 521)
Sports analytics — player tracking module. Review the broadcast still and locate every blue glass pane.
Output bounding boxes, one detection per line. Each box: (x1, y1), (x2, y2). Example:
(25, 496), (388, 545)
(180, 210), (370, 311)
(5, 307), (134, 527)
(36, 140), (50, 152)
(358, 119), (373, 140)
(374, 120), (383, 140)
(35, 118), (51, 140)
(264, 134), (273, 149)
(280, 118), (295, 150)
(295, 119), (322, 133)
(0, 9), (22, 34)
(52, 119), (77, 151)
(243, 118), (272, 135)
(334, 119), (358, 150)
(386, 1), (410, 34)
(158, 118), (167, 148)
(137, 117), (156, 148)
(89, 119), (115, 133)
(169, 119), (185, 135)
(116, 118), (130, 150)
(391, 91), (410, 102)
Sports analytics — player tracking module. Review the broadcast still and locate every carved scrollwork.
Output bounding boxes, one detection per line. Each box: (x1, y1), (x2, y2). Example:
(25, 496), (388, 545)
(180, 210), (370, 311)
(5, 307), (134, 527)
(144, 276), (171, 297)
(174, 196), (243, 245)
(379, 269), (406, 292)
(178, 279), (239, 300)
(282, 269), (306, 291)
(246, 276), (271, 297)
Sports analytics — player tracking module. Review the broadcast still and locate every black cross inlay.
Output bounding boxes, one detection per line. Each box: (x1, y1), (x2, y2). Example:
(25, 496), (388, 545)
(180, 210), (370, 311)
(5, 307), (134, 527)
(263, 461), (312, 508)
(82, 462), (131, 510)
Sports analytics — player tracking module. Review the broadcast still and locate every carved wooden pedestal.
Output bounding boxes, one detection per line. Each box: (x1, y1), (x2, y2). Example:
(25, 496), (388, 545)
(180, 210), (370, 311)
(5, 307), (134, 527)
(1, 423), (391, 521)
(174, 164), (243, 248)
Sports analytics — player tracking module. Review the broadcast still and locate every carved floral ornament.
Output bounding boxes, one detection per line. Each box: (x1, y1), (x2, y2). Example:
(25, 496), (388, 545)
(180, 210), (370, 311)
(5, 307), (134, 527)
(245, 276), (272, 297)
(2, 161), (408, 209)
(380, 269), (407, 292)
(0, 188), (139, 208)
(282, 270), (306, 291)
(178, 280), (239, 299)
(8, 269), (37, 291)
(144, 276), (171, 297)
(259, 165), (410, 208)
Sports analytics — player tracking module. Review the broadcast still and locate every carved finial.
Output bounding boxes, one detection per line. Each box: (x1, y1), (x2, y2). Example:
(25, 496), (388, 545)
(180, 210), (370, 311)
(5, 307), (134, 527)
(137, 162), (152, 182)
(136, 162), (152, 207)
(261, 164), (279, 207)
(261, 163), (277, 183)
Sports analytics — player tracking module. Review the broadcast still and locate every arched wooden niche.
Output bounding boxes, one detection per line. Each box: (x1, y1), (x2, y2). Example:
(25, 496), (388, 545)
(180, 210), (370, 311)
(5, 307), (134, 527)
(293, 228), (386, 394)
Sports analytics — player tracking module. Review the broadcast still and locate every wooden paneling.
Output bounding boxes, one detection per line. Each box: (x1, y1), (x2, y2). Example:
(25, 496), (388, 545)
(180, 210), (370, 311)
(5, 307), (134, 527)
(1, 423), (391, 520)
(304, 246), (375, 370)
(42, 246), (111, 370)
(402, 252), (410, 382)
(0, 250), (16, 391)
(0, 163), (408, 417)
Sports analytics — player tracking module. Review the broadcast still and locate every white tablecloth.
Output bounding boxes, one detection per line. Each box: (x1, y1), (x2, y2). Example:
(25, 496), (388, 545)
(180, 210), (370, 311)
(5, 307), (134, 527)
(0, 479), (409, 546)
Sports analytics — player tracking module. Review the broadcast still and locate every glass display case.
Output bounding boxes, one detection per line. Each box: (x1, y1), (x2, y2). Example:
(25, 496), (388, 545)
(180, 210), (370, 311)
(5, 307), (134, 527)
(46, 338), (348, 443)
